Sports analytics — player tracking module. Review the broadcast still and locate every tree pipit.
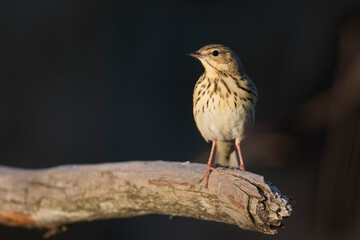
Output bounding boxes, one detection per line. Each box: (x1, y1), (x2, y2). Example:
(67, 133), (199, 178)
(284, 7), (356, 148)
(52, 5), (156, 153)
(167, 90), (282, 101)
(188, 44), (258, 187)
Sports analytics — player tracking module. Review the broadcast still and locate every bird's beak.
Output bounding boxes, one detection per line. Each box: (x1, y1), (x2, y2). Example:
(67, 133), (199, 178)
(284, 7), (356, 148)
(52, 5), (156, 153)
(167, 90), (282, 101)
(187, 51), (203, 59)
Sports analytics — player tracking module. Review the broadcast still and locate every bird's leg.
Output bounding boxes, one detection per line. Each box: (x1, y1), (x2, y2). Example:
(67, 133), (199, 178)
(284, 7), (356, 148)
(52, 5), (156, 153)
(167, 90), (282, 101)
(235, 142), (245, 170)
(199, 140), (217, 187)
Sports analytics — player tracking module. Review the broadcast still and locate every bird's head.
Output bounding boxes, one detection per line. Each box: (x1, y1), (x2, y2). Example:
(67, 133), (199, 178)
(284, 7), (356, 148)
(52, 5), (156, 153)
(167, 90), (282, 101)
(188, 44), (241, 75)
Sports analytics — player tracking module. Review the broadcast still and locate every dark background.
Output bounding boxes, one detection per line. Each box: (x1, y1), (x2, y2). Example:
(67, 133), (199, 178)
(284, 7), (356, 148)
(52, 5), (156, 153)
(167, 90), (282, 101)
(1, 0), (360, 239)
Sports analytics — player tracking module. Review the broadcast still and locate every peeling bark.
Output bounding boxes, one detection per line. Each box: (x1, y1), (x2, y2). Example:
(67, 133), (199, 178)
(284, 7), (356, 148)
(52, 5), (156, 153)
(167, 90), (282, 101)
(0, 161), (294, 235)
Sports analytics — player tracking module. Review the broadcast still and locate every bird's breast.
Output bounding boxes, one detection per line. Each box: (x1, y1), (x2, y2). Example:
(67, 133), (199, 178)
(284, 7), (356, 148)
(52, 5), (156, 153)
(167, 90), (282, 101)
(193, 75), (255, 142)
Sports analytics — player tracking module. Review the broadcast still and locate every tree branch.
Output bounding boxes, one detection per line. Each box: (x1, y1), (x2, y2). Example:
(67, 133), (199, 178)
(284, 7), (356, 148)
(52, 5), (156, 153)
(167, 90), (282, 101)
(0, 161), (293, 235)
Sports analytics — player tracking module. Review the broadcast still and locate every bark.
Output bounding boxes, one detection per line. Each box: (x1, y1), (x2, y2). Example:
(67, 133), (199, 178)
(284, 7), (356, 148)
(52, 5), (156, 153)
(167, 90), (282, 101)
(0, 161), (293, 236)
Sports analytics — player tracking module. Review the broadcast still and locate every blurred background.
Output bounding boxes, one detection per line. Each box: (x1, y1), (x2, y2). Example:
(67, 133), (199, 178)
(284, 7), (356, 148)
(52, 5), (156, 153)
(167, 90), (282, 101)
(1, 0), (360, 239)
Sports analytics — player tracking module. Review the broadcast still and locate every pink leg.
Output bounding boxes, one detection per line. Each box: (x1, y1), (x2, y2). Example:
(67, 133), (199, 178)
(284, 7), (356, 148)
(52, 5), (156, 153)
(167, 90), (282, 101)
(199, 140), (217, 187)
(235, 142), (245, 170)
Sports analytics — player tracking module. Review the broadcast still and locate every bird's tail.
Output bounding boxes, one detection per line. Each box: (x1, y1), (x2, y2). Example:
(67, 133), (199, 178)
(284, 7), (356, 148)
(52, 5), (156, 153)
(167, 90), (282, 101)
(215, 141), (239, 168)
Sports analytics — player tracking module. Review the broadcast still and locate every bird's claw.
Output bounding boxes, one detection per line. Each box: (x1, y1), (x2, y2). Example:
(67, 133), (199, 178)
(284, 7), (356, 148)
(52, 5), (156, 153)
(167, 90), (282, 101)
(198, 166), (216, 188)
(229, 166), (246, 171)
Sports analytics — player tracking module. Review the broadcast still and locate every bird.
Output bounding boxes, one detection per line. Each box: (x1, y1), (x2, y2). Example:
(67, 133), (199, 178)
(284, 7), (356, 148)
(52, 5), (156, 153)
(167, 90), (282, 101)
(188, 44), (258, 187)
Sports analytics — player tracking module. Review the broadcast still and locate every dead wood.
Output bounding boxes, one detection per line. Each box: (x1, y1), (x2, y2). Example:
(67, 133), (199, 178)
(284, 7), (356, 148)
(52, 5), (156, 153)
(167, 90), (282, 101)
(0, 161), (293, 235)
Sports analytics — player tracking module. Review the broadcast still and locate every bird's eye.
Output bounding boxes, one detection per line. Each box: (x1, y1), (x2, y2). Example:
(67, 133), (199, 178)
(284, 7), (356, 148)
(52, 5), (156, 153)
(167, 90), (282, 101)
(212, 50), (219, 56)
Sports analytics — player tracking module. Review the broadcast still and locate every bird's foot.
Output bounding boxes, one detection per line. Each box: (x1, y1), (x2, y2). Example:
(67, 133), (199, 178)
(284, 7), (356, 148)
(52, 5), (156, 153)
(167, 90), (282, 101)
(229, 165), (245, 171)
(198, 166), (215, 188)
